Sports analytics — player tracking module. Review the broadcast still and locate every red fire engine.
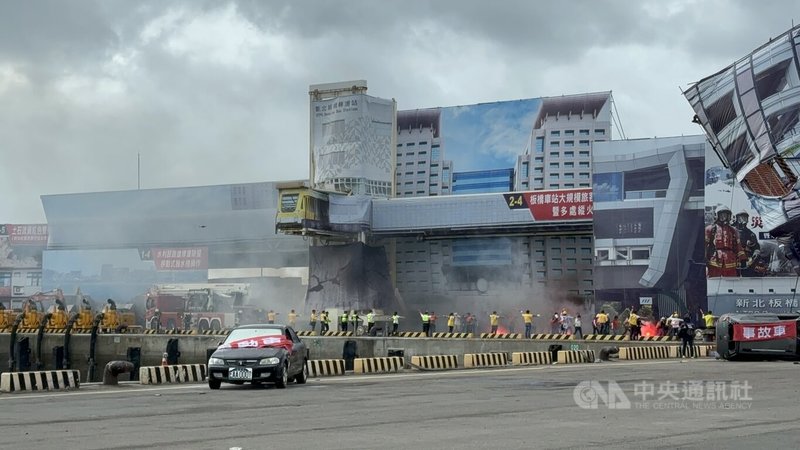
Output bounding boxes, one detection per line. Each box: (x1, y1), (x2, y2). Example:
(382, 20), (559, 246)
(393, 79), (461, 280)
(144, 284), (250, 331)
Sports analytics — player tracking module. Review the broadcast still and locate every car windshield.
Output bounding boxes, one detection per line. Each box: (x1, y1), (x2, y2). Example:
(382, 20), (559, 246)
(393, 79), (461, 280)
(224, 327), (282, 343)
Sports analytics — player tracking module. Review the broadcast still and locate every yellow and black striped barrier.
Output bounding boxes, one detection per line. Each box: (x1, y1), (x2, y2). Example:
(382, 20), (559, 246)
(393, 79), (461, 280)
(430, 332), (472, 339)
(353, 357), (404, 374)
(1, 370), (81, 392)
(463, 352), (509, 368)
(411, 355), (459, 370)
(638, 336), (676, 342)
(619, 346), (673, 360)
(480, 333), (522, 339)
(395, 331), (427, 338)
(556, 350), (595, 364)
(583, 334), (627, 341)
(530, 334), (574, 340)
(139, 364), (207, 385)
(296, 331), (317, 337)
(672, 344), (714, 358)
(322, 331), (353, 337)
(511, 351), (553, 366)
(307, 359), (345, 376)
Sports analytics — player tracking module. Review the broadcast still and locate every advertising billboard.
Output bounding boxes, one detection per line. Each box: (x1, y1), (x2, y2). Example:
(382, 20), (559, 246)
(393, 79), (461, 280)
(311, 93), (395, 196)
(503, 188), (593, 221)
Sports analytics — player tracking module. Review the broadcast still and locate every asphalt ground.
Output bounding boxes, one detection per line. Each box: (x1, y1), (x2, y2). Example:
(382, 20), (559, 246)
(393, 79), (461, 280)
(1, 358), (799, 450)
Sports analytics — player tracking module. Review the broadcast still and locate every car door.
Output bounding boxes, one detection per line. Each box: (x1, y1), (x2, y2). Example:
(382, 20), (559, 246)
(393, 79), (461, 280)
(285, 327), (304, 376)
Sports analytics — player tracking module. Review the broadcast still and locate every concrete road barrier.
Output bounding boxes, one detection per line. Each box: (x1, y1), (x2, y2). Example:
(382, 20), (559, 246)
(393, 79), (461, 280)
(619, 346), (672, 360)
(530, 334), (574, 340)
(0, 370), (81, 393)
(411, 355), (459, 370)
(583, 334), (627, 341)
(353, 357), (404, 374)
(307, 359), (345, 376)
(430, 332), (472, 339)
(139, 364), (207, 385)
(511, 351), (553, 366)
(638, 336), (676, 342)
(672, 344), (714, 358)
(480, 333), (522, 339)
(463, 352), (509, 368)
(556, 350), (595, 364)
(396, 332), (427, 338)
(297, 331), (317, 337)
(322, 331), (353, 337)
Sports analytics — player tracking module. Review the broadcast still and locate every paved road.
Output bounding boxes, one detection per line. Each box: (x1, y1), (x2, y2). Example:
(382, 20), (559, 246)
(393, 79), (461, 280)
(2, 358), (800, 449)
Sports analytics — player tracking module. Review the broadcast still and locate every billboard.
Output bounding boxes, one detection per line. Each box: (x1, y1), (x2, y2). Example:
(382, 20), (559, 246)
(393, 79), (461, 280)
(503, 188), (593, 221)
(0, 224), (47, 269)
(311, 93), (395, 196)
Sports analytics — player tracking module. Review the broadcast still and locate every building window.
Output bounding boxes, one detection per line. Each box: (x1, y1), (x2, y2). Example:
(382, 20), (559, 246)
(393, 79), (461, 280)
(579, 140), (590, 146)
(549, 184), (559, 188)
(521, 162), (529, 178)
(419, 141), (428, 145)
(534, 167), (543, 174)
(405, 152), (415, 156)
(596, 249), (610, 261)
(564, 141), (574, 147)
(580, 183), (590, 187)
(0, 272), (10, 287)
(397, 143), (403, 147)
(419, 150), (427, 155)
(564, 151), (574, 158)
(565, 130), (574, 136)
(564, 183), (574, 188)
(534, 177), (543, 183)
(564, 162), (574, 168)
(535, 156), (543, 163)
(522, 182), (529, 188)
(595, 129), (605, 135)
(579, 161), (590, 168)
(564, 173), (574, 179)
(580, 129), (590, 136)
(579, 151), (590, 157)
(407, 142), (416, 146)
(535, 137), (544, 153)
(580, 172), (590, 179)
(549, 163), (559, 169)
(550, 141), (560, 147)
(550, 151), (560, 158)
(631, 248), (651, 259)
(551, 130), (561, 137)
(431, 146), (440, 160)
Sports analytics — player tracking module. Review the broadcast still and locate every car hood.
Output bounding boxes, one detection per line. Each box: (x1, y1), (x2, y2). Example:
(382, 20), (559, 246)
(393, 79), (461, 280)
(212, 346), (284, 359)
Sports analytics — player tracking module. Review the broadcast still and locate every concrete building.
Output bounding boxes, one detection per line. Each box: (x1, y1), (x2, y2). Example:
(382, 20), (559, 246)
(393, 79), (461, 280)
(395, 109), (452, 197)
(515, 92), (612, 191)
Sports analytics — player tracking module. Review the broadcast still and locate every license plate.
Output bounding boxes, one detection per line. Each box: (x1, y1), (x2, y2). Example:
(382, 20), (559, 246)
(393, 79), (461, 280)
(228, 367), (253, 381)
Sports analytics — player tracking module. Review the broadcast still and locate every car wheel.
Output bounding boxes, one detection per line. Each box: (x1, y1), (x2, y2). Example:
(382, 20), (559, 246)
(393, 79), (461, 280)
(276, 362), (289, 389)
(208, 378), (221, 390)
(295, 360), (308, 384)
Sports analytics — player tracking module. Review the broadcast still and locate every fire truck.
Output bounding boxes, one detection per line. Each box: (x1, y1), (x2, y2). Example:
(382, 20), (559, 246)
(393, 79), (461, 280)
(144, 284), (251, 331)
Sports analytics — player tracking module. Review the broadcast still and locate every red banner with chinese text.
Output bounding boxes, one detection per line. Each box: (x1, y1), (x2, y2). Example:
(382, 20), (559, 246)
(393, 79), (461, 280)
(3, 224), (48, 244)
(221, 335), (293, 351)
(732, 321), (797, 341)
(527, 189), (593, 221)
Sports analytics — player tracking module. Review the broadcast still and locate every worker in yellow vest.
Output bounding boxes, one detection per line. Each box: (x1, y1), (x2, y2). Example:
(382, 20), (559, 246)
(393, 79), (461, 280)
(420, 311), (430, 335)
(267, 310), (278, 324)
(349, 310), (358, 332)
(595, 310), (609, 335)
(521, 310), (540, 338)
(366, 310), (375, 334)
(392, 312), (400, 335)
(340, 311), (348, 332)
(447, 313), (456, 333)
(489, 311), (500, 334)
(628, 309), (640, 340)
(309, 309), (318, 333)
(287, 309), (299, 328)
(321, 310), (330, 333)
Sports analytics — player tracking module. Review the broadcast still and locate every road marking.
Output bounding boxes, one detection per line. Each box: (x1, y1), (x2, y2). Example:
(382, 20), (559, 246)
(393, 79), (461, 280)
(0, 358), (716, 401)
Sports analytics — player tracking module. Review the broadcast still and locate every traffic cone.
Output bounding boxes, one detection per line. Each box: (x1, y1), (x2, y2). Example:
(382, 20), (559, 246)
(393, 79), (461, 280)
(161, 352), (169, 366)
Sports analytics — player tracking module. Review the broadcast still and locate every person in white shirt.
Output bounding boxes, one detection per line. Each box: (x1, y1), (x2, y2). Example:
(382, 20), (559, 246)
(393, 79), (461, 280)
(668, 312), (683, 337)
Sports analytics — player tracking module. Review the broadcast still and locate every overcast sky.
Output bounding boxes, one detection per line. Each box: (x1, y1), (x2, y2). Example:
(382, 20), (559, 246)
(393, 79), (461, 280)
(1, 0), (797, 223)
